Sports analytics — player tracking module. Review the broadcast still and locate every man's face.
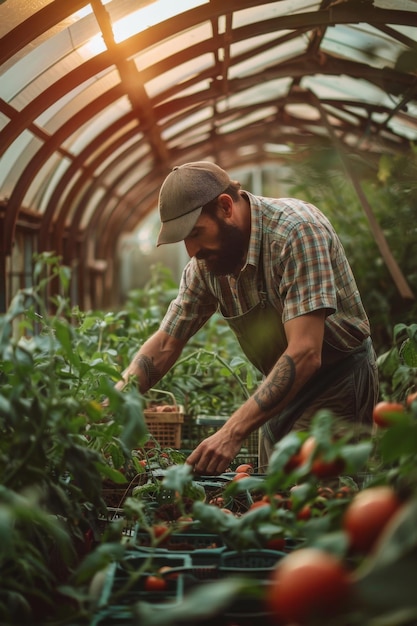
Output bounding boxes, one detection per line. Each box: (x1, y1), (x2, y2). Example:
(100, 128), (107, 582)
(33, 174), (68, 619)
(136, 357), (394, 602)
(184, 210), (247, 276)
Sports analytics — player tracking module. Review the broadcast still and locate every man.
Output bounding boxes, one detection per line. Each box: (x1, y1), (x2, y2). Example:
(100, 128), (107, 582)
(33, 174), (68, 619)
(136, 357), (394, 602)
(117, 161), (378, 474)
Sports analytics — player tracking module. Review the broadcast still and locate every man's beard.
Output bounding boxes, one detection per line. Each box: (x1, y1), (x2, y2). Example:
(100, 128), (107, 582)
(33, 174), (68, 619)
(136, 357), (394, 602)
(197, 219), (247, 276)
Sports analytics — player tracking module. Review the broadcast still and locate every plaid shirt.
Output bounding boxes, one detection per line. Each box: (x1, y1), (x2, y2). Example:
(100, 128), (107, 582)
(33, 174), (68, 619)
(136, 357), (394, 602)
(160, 192), (370, 356)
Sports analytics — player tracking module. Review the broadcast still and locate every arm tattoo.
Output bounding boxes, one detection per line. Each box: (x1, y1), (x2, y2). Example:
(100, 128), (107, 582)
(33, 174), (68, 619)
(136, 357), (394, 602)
(135, 355), (161, 388)
(254, 354), (295, 411)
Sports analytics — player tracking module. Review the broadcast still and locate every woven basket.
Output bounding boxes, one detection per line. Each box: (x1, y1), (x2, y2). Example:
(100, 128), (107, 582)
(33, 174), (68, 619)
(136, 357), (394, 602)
(143, 390), (184, 449)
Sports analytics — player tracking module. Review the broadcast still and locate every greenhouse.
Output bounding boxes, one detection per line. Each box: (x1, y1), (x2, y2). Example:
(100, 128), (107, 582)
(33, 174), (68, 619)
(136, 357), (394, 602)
(1, 2), (417, 625)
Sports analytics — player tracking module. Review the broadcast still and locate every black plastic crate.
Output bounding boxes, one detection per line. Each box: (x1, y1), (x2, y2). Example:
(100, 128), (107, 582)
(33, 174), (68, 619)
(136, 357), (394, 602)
(96, 550), (191, 609)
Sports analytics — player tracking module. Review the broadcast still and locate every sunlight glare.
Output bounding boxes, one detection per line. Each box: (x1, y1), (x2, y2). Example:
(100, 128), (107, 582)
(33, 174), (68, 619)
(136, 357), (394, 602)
(78, 0), (207, 59)
(113, 0), (208, 43)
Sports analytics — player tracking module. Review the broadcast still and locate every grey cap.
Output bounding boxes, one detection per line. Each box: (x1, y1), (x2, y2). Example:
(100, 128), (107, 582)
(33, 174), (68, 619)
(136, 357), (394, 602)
(156, 161), (231, 246)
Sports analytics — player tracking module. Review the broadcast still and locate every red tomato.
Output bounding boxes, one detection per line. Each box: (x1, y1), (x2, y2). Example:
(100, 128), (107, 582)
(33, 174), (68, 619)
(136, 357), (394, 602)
(297, 504), (311, 521)
(144, 575), (167, 591)
(159, 566), (178, 580)
(266, 548), (351, 624)
(299, 436), (316, 463)
(209, 496), (225, 507)
(299, 436), (345, 478)
(152, 524), (169, 538)
(343, 486), (402, 553)
(235, 463), (253, 474)
(336, 485), (353, 499)
(232, 472), (250, 481)
(265, 537), (286, 551)
(317, 486), (334, 499)
(262, 493), (284, 506)
(284, 452), (302, 473)
(248, 500), (269, 511)
(373, 401), (404, 427)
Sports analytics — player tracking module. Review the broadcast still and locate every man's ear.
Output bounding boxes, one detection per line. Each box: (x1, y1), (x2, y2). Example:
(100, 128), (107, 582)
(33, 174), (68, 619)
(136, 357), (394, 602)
(217, 193), (233, 217)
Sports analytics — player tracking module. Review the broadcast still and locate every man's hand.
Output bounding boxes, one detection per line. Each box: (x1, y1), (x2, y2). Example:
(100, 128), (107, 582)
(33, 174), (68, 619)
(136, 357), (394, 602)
(186, 429), (243, 475)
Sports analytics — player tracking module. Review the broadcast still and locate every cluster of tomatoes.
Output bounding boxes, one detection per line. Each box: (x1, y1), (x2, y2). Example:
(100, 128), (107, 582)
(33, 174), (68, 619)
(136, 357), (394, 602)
(266, 484), (404, 624)
(265, 393), (417, 624)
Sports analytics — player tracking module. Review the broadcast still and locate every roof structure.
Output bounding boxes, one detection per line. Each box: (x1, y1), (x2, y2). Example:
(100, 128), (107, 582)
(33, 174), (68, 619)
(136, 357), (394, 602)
(0, 0), (416, 308)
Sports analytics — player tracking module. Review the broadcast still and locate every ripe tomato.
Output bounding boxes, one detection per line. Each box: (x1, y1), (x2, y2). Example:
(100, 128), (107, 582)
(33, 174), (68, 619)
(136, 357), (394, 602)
(297, 504), (311, 521)
(299, 436), (316, 463)
(343, 486), (402, 553)
(284, 452), (302, 473)
(336, 485), (353, 499)
(159, 566), (178, 580)
(152, 524), (169, 538)
(372, 401), (404, 427)
(248, 500), (269, 511)
(232, 472), (250, 481)
(235, 463), (253, 474)
(317, 486), (334, 499)
(299, 436), (345, 478)
(266, 548), (351, 624)
(265, 537), (286, 551)
(262, 493), (284, 506)
(144, 575), (167, 591)
(209, 496), (225, 507)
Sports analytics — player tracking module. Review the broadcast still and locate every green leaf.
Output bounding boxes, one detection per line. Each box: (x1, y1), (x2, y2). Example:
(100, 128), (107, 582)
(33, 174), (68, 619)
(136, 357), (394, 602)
(53, 320), (80, 368)
(71, 542), (127, 584)
(162, 463), (193, 492)
(340, 441), (373, 473)
(97, 463), (127, 484)
(120, 404), (147, 451)
(267, 431), (301, 475)
(379, 423), (417, 461)
(400, 338), (417, 368)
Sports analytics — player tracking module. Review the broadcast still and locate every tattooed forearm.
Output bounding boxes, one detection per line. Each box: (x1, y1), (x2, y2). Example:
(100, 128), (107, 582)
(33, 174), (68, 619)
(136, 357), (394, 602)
(135, 354), (161, 389)
(254, 354), (295, 411)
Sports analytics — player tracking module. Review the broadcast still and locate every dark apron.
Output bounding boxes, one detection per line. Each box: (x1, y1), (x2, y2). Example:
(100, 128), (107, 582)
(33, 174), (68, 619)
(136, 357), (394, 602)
(225, 289), (287, 376)
(223, 277), (374, 443)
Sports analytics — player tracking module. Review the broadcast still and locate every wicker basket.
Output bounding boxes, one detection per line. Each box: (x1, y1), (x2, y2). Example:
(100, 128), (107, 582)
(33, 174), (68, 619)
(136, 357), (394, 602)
(144, 390), (184, 449)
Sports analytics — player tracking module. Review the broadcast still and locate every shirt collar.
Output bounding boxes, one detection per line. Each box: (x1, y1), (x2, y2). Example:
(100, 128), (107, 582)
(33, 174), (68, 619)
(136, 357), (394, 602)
(241, 191), (262, 270)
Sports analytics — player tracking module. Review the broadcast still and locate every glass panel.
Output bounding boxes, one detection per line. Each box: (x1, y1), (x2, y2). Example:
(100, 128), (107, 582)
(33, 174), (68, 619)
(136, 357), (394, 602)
(162, 106), (212, 139)
(94, 131), (145, 176)
(1, 13), (101, 102)
(145, 52), (213, 98)
(26, 154), (69, 211)
(0, 132), (43, 197)
(232, 1), (320, 28)
(133, 22), (212, 71)
(322, 24), (413, 69)
(217, 78), (292, 112)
